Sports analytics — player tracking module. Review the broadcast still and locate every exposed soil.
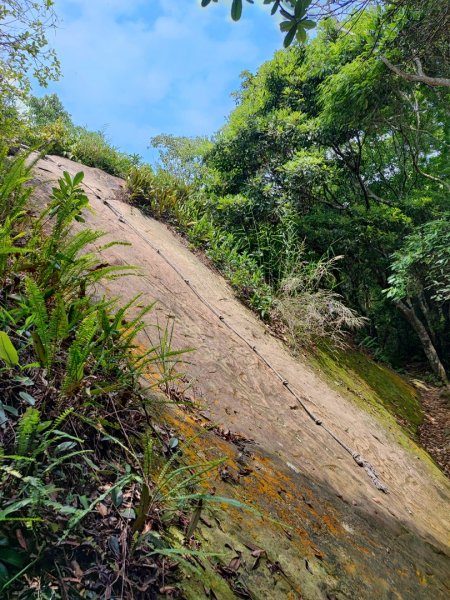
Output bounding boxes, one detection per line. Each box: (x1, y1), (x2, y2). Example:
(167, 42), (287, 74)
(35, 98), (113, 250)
(31, 155), (450, 599)
(418, 385), (450, 477)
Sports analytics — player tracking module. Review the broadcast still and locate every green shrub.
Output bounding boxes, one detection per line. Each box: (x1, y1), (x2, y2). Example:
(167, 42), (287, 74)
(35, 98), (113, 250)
(127, 164), (155, 204)
(184, 213), (215, 246)
(25, 118), (76, 156)
(69, 128), (140, 177)
(0, 155), (200, 596)
(127, 166), (191, 221)
(206, 231), (273, 317)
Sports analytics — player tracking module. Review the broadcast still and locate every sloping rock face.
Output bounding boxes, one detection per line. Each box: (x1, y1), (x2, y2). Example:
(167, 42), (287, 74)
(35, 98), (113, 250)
(32, 155), (450, 599)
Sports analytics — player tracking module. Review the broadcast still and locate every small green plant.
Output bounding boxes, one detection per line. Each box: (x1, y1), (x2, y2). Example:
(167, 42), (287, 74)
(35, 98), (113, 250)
(0, 153), (35, 280)
(62, 311), (98, 394)
(0, 333), (19, 369)
(127, 165), (191, 221)
(205, 231), (273, 317)
(70, 128), (140, 177)
(127, 164), (155, 205)
(0, 156), (211, 596)
(0, 407), (86, 523)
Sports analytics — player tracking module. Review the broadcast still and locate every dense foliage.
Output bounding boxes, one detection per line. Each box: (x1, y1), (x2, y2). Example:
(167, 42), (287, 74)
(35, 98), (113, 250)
(13, 5), (449, 383)
(0, 154), (221, 596)
(198, 10), (449, 378)
(144, 7), (449, 382)
(203, 1), (450, 87)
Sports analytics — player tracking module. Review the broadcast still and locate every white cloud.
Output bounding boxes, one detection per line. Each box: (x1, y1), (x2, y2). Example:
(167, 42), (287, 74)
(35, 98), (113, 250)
(38, 0), (281, 161)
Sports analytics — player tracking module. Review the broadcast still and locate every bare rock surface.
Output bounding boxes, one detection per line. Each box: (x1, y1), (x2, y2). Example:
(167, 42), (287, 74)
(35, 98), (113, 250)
(32, 155), (450, 599)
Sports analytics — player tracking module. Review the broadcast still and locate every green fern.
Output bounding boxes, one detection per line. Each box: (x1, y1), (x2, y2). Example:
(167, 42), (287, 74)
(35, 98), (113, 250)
(43, 170), (90, 243)
(133, 432), (153, 533)
(0, 152), (34, 222)
(62, 311), (98, 394)
(38, 229), (132, 297)
(16, 408), (41, 458)
(48, 294), (69, 349)
(38, 229), (103, 292)
(24, 277), (50, 367)
(46, 407), (74, 436)
(0, 153), (35, 279)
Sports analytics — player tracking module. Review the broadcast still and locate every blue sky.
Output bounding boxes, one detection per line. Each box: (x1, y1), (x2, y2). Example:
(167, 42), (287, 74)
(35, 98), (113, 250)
(37, 0), (282, 163)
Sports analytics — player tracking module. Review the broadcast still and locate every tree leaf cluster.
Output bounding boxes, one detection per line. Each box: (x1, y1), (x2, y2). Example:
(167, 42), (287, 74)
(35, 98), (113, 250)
(198, 8), (450, 378)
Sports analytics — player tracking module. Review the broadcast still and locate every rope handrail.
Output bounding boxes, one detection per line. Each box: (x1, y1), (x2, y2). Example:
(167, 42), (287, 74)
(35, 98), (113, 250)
(102, 197), (388, 494)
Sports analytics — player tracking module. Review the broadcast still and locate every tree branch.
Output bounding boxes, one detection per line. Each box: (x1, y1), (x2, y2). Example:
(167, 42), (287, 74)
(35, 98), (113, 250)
(381, 56), (450, 88)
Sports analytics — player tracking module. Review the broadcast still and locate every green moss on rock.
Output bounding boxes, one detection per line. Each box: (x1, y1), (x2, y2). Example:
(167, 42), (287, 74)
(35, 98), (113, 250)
(311, 346), (423, 436)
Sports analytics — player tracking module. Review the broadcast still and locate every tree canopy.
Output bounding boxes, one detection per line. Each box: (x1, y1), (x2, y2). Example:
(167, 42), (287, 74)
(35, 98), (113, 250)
(0, 1), (60, 144)
(0, 0), (59, 95)
(201, 0), (450, 87)
(197, 8), (450, 379)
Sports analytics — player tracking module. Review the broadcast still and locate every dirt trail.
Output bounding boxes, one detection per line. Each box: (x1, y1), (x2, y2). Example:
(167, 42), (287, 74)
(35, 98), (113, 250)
(32, 156), (450, 598)
(419, 384), (450, 477)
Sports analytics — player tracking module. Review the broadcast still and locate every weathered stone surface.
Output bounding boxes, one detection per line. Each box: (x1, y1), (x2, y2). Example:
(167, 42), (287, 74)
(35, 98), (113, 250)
(32, 155), (450, 599)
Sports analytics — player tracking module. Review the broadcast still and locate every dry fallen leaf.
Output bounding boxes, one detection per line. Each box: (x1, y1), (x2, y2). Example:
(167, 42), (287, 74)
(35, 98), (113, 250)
(227, 555), (241, 573)
(15, 529), (27, 551)
(71, 559), (83, 580)
(96, 502), (109, 517)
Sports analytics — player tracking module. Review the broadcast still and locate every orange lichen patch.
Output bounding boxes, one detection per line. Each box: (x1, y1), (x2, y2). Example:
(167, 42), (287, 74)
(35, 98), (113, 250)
(158, 405), (450, 599)
(321, 514), (341, 536)
(144, 371), (163, 387)
(245, 455), (343, 540)
(161, 406), (346, 555)
(353, 543), (370, 555)
(344, 562), (357, 575)
(397, 568), (409, 578)
(165, 411), (235, 460)
(416, 568), (427, 585)
(161, 405), (408, 588)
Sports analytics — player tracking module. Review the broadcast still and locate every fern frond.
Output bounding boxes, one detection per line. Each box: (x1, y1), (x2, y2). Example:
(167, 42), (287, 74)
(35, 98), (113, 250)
(63, 312), (98, 394)
(0, 153), (33, 222)
(25, 277), (50, 366)
(49, 407), (74, 434)
(59, 229), (105, 262)
(17, 408), (41, 457)
(48, 294), (69, 347)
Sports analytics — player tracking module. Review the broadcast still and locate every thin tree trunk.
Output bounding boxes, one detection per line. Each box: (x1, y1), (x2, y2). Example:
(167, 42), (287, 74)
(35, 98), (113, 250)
(395, 299), (448, 384)
(417, 293), (437, 345)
